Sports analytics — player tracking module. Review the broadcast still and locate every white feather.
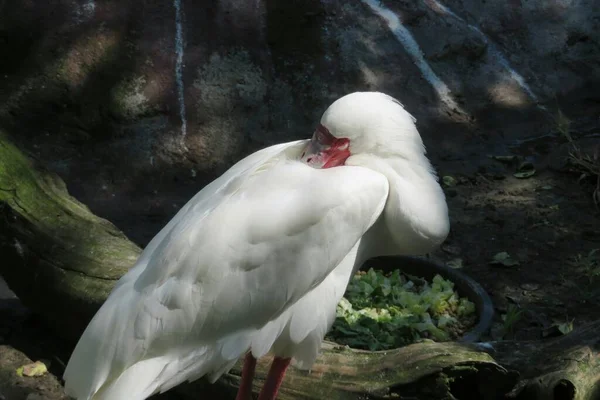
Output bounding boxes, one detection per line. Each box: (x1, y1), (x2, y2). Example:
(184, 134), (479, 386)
(64, 142), (389, 399)
(63, 92), (450, 399)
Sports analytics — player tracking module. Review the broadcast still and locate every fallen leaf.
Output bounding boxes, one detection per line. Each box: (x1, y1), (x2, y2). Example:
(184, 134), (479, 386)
(514, 161), (536, 179)
(447, 258), (464, 269)
(514, 170), (536, 179)
(16, 361), (48, 377)
(557, 321), (573, 335)
(442, 175), (457, 187)
(490, 252), (520, 267)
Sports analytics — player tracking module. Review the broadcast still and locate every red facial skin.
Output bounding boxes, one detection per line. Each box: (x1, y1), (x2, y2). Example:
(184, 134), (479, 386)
(300, 124), (351, 169)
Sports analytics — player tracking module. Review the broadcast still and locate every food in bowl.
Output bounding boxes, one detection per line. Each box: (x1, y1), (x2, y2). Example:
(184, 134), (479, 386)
(325, 268), (477, 351)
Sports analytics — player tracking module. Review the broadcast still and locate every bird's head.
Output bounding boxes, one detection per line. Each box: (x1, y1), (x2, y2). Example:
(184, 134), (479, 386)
(300, 92), (427, 169)
(300, 92), (448, 257)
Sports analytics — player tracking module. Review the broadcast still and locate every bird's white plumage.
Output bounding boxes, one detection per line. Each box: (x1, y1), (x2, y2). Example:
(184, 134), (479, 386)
(64, 141), (389, 399)
(63, 92), (450, 400)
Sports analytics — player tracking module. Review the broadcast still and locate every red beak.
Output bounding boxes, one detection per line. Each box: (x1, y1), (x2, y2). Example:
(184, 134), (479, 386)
(300, 124), (351, 169)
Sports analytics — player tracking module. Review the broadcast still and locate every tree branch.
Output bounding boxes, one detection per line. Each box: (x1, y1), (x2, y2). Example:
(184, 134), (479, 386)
(0, 131), (141, 340)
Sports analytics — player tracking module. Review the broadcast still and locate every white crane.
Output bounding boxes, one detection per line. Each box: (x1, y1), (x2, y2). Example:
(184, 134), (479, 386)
(63, 92), (449, 400)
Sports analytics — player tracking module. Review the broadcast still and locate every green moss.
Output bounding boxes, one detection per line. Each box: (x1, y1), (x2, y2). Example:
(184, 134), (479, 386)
(0, 131), (141, 280)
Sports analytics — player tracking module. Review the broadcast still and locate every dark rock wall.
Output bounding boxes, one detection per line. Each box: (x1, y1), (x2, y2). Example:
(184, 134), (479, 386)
(1, 0), (598, 245)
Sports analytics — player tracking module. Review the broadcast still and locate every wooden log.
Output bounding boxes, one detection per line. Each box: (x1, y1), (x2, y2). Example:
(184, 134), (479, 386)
(173, 341), (514, 400)
(0, 131), (141, 341)
(491, 320), (600, 400)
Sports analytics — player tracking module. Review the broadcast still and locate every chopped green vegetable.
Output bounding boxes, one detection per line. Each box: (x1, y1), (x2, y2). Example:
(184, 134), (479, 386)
(325, 268), (477, 351)
(16, 361), (48, 377)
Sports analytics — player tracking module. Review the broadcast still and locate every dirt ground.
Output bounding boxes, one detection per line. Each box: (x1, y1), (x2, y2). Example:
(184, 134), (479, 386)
(1, 101), (599, 399)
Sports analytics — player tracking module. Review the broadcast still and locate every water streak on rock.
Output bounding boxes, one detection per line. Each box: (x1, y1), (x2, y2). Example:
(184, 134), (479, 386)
(425, 0), (541, 105)
(174, 0), (188, 143)
(362, 0), (464, 113)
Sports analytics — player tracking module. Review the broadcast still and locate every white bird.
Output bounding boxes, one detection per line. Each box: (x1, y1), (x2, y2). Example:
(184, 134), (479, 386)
(63, 92), (449, 400)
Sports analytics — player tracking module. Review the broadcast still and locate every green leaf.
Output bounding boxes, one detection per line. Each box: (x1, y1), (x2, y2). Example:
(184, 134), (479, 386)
(442, 175), (457, 187)
(514, 170), (536, 178)
(358, 281), (375, 295)
(16, 361), (48, 377)
(514, 161), (536, 179)
(490, 252), (520, 267)
(557, 321), (573, 335)
(381, 278), (392, 296)
(447, 258), (464, 269)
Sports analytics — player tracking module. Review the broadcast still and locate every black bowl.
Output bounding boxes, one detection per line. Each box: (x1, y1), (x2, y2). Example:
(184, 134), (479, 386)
(360, 255), (494, 343)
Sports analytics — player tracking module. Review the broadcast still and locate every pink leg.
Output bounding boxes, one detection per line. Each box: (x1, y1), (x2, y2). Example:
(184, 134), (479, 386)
(235, 353), (257, 400)
(257, 357), (291, 400)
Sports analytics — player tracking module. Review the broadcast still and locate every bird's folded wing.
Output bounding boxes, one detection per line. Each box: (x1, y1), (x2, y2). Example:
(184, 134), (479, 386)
(64, 158), (389, 399)
(134, 160), (390, 342)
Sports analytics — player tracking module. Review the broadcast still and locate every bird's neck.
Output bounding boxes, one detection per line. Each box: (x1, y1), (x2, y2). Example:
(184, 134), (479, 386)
(349, 154), (450, 258)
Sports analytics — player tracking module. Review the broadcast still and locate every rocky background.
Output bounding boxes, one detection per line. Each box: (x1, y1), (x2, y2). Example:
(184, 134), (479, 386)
(0, 0), (599, 398)
(1, 0), (597, 245)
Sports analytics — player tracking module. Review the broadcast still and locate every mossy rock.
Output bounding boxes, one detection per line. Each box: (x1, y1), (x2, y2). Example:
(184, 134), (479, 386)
(0, 131), (141, 341)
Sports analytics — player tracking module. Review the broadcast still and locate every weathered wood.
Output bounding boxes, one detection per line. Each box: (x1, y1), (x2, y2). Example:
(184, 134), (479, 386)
(174, 322), (600, 400)
(173, 341), (513, 400)
(0, 131), (141, 340)
(491, 320), (600, 400)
